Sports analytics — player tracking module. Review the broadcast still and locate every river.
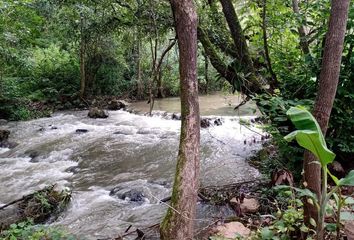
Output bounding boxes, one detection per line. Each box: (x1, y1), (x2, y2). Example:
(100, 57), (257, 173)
(0, 94), (263, 239)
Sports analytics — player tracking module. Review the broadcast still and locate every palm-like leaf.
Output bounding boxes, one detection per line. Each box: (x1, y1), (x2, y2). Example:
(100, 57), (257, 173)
(284, 106), (335, 166)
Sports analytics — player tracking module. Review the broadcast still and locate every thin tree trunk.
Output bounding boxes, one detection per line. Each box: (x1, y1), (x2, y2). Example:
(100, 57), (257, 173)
(262, 0), (277, 89)
(292, 0), (311, 56)
(136, 29), (144, 100)
(156, 39), (176, 98)
(79, 15), (86, 99)
(198, 27), (238, 90)
(204, 52), (209, 94)
(219, 0), (263, 95)
(303, 1), (350, 238)
(160, 0), (200, 239)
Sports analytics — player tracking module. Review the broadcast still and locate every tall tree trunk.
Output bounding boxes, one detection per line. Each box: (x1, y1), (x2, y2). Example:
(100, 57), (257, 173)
(219, 0), (263, 95)
(220, 0), (261, 91)
(197, 27), (238, 91)
(79, 15), (86, 99)
(291, 0), (311, 56)
(262, 0), (277, 89)
(204, 52), (209, 94)
(156, 39), (176, 98)
(160, 0), (200, 239)
(136, 29), (144, 100)
(303, 1), (350, 237)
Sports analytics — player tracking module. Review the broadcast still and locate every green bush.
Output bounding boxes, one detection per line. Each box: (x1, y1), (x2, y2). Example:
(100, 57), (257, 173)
(0, 221), (76, 240)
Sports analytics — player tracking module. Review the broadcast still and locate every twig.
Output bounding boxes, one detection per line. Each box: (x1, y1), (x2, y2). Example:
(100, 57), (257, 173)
(206, 128), (227, 145)
(240, 123), (266, 137)
(0, 185), (55, 210)
(0, 196), (31, 210)
(234, 96), (250, 110)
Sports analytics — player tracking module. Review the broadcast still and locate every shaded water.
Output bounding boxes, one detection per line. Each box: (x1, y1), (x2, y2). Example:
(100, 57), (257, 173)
(0, 95), (263, 239)
(130, 93), (259, 116)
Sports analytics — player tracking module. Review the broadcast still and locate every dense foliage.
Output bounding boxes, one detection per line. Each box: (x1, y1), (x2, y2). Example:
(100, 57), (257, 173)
(0, 0), (353, 167)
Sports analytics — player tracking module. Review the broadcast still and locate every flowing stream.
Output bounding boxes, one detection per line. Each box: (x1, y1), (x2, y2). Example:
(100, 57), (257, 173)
(0, 94), (263, 239)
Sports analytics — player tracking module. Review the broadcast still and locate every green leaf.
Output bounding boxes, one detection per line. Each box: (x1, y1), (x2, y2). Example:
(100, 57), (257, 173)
(261, 227), (274, 239)
(284, 106), (336, 166)
(309, 218), (317, 227)
(327, 169), (339, 185)
(300, 225), (309, 233)
(338, 170), (354, 186)
(325, 223), (336, 232)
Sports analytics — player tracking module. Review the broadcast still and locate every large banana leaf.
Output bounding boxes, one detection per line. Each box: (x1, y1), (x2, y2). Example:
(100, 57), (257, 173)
(284, 106), (336, 166)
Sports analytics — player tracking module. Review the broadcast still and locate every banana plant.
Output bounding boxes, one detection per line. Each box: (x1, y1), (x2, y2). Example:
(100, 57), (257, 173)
(284, 106), (354, 239)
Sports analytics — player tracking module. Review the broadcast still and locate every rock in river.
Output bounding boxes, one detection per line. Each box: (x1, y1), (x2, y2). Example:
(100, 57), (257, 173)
(107, 100), (129, 110)
(110, 187), (146, 202)
(0, 129), (10, 142)
(0, 129), (18, 148)
(76, 129), (89, 134)
(88, 107), (108, 119)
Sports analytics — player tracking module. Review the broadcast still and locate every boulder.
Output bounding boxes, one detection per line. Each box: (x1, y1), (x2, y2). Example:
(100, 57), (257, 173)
(0, 129), (10, 142)
(0, 119), (8, 125)
(240, 198), (259, 213)
(230, 197), (260, 214)
(88, 107), (108, 119)
(110, 188), (145, 202)
(0, 129), (18, 149)
(65, 166), (80, 174)
(214, 222), (251, 239)
(214, 118), (222, 126)
(24, 150), (40, 162)
(107, 100), (128, 110)
(200, 118), (211, 128)
(0, 141), (18, 149)
(171, 113), (181, 120)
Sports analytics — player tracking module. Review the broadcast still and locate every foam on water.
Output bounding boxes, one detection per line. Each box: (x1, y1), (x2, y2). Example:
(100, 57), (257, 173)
(1, 108), (264, 239)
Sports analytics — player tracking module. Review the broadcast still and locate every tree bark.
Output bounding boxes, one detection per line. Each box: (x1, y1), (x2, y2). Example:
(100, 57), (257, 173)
(262, 0), (277, 89)
(219, 0), (263, 95)
(156, 39), (176, 98)
(291, 0), (311, 56)
(303, 0), (350, 237)
(79, 15), (86, 99)
(197, 27), (238, 91)
(160, 0), (200, 239)
(136, 29), (144, 100)
(204, 52), (209, 94)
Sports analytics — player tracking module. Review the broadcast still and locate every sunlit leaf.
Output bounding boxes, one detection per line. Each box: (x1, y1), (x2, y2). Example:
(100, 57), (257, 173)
(284, 106), (336, 166)
(338, 170), (354, 186)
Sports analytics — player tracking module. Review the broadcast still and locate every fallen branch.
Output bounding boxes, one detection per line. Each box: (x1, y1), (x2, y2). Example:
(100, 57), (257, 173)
(234, 97), (250, 110)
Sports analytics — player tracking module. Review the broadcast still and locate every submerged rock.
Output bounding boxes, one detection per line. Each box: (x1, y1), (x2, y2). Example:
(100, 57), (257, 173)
(0, 119), (8, 125)
(88, 107), (108, 118)
(0, 141), (18, 149)
(171, 113), (181, 120)
(214, 118), (222, 126)
(0, 129), (18, 149)
(0, 129), (10, 142)
(65, 166), (80, 174)
(201, 118), (211, 128)
(76, 129), (89, 134)
(110, 188), (145, 202)
(24, 150), (40, 162)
